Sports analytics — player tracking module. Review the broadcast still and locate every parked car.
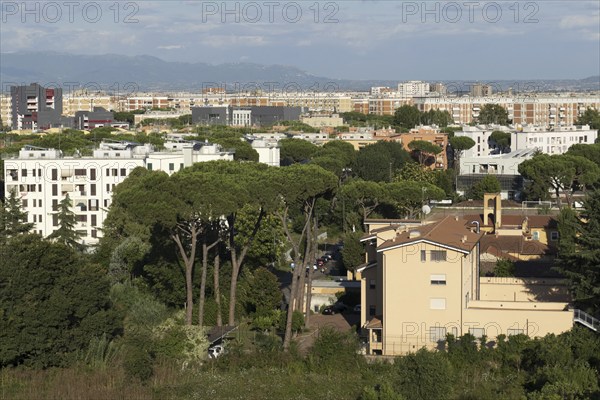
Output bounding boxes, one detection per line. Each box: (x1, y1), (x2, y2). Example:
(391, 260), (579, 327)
(322, 303), (347, 315)
(317, 259), (324, 267)
(208, 345), (225, 359)
(323, 253), (333, 261)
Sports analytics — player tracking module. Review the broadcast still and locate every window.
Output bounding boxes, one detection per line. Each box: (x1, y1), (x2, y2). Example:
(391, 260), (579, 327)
(52, 199), (58, 211)
(430, 326), (446, 343)
(430, 298), (446, 310)
(38, 215), (42, 223)
(91, 230), (97, 238)
(52, 184), (58, 196)
(421, 250), (426, 262)
(21, 169), (27, 177)
(147, 163), (152, 171)
(90, 169), (96, 180)
(91, 214), (97, 227)
(53, 215), (59, 227)
(369, 279), (376, 289)
(52, 169), (58, 180)
(532, 231), (540, 241)
(551, 231), (559, 241)
(22, 199), (28, 208)
(74, 169), (86, 176)
(90, 184), (96, 196)
(180, 163), (184, 170)
(430, 274), (446, 285)
(106, 168), (110, 176)
(369, 305), (376, 316)
(169, 163), (175, 171)
(112, 168), (117, 176)
(507, 328), (524, 336)
(120, 168), (126, 176)
(106, 184), (110, 192)
(469, 328), (485, 338)
(38, 200), (42, 208)
(431, 250), (447, 262)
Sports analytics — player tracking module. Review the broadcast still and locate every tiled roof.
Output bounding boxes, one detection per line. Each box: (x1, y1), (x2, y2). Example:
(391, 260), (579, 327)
(377, 216), (483, 253)
(480, 234), (550, 257)
(462, 214), (557, 229)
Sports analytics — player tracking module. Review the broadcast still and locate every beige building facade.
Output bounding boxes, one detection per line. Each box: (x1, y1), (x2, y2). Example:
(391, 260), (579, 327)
(359, 215), (573, 356)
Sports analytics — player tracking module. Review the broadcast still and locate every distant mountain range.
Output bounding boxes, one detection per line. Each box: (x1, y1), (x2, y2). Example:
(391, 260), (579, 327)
(1, 51), (599, 93)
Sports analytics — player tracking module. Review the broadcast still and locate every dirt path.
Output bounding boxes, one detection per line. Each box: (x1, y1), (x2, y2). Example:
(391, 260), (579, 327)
(295, 313), (360, 354)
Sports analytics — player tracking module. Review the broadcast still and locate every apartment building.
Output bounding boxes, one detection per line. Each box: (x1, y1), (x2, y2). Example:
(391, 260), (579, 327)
(511, 124), (598, 155)
(359, 215), (573, 356)
(11, 83), (64, 130)
(455, 125), (512, 157)
(458, 148), (536, 200)
(74, 107), (128, 130)
(414, 95), (599, 126)
(63, 95), (116, 116)
(397, 127), (448, 169)
(413, 96), (515, 125)
(300, 114), (344, 128)
(470, 83), (493, 97)
(3, 141), (234, 245)
(398, 81), (430, 98)
(0, 94), (11, 128)
(191, 106), (302, 127)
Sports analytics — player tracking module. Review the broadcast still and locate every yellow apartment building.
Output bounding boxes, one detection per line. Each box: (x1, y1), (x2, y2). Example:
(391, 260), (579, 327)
(359, 215), (573, 356)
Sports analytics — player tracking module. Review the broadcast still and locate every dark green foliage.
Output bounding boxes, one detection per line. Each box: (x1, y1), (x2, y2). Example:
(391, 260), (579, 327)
(123, 346), (153, 382)
(0, 234), (122, 368)
(393, 105), (422, 129)
(279, 138), (318, 165)
(467, 175), (501, 200)
(555, 190), (600, 314)
(494, 258), (516, 277)
(0, 188), (34, 241)
(213, 137), (259, 161)
(408, 140), (443, 166)
(241, 267), (282, 316)
(341, 231), (366, 275)
(567, 143), (600, 166)
(360, 383), (406, 400)
(47, 194), (84, 249)
(394, 349), (454, 400)
(279, 310), (304, 333)
(277, 120), (319, 132)
(354, 141), (411, 182)
(307, 328), (362, 374)
(477, 104), (510, 125)
(576, 108), (600, 130)
(489, 130), (511, 153)
(340, 112), (395, 129)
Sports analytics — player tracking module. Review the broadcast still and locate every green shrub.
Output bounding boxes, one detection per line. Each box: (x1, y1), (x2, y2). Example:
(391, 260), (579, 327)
(123, 346), (153, 382)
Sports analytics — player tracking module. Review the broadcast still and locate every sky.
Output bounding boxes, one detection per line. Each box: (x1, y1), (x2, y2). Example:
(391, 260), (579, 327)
(1, 0), (599, 80)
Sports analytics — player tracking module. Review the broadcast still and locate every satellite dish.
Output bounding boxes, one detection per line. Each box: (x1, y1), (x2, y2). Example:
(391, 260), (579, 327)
(422, 205), (431, 215)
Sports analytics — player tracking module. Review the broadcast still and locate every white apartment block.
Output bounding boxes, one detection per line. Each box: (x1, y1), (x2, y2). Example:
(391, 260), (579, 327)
(459, 148), (537, 176)
(456, 125), (513, 158)
(249, 139), (280, 167)
(3, 141), (234, 246)
(511, 125), (598, 155)
(397, 81), (430, 98)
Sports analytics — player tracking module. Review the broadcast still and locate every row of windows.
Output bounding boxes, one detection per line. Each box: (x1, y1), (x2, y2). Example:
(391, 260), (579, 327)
(368, 275), (447, 291)
(22, 199), (42, 208)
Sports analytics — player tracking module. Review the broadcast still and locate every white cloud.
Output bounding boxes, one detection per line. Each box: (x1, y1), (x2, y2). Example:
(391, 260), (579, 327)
(560, 14), (600, 29)
(157, 45), (184, 50)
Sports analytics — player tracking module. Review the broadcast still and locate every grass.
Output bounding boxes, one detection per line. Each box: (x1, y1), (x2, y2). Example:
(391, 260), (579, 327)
(0, 362), (367, 400)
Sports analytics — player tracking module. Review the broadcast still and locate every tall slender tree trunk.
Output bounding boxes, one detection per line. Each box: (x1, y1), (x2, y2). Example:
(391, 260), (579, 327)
(304, 217), (318, 327)
(213, 251), (222, 327)
(281, 199), (314, 350)
(172, 226), (198, 326)
(199, 237), (219, 326)
(295, 214), (313, 312)
(227, 210), (265, 326)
